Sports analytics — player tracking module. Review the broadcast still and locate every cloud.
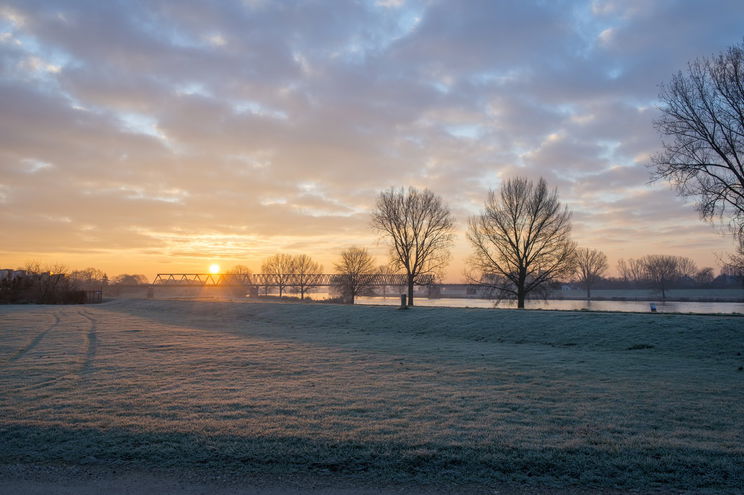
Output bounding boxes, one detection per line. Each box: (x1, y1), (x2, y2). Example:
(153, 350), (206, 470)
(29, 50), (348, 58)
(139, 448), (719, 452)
(0, 0), (741, 277)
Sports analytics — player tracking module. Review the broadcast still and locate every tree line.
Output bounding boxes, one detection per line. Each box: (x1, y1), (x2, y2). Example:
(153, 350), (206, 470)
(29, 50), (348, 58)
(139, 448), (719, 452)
(370, 179), (743, 308)
(372, 38), (744, 308)
(7, 171), (743, 308)
(237, 251), (401, 304)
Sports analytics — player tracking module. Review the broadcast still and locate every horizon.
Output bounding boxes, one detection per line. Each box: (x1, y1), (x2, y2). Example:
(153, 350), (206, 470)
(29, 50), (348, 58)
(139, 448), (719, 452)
(2, 1), (743, 282)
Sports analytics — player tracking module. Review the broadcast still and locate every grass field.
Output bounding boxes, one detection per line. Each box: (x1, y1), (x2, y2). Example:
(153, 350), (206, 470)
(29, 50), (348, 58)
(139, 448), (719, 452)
(1, 299), (743, 493)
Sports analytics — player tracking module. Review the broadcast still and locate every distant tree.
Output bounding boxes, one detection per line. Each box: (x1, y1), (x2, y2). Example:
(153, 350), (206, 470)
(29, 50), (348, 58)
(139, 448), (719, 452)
(290, 254), (322, 301)
(721, 239), (744, 282)
(640, 255), (697, 300)
(371, 187), (454, 306)
(226, 264), (252, 285)
(227, 265), (252, 275)
(574, 247), (608, 300)
(261, 254), (294, 297)
(731, 240), (744, 272)
(676, 257), (697, 279)
(70, 267), (107, 289)
(651, 39), (744, 242)
(617, 258), (646, 285)
(16, 261), (72, 303)
(112, 274), (149, 285)
(333, 247), (375, 304)
(694, 267), (715, 285)
(467, 177), (576, 309)
(22, 260), (68, 276)
(22, 260), (42, 274)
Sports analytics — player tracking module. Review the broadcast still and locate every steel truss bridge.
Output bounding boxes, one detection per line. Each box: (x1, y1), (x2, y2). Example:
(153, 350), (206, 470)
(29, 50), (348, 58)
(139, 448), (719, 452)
(152, 273), (433, 288)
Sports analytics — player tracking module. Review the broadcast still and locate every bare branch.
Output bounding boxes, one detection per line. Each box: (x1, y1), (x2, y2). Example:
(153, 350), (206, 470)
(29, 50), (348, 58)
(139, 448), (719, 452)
(467, 177), (576, 308)
(371, 187), (454, 306)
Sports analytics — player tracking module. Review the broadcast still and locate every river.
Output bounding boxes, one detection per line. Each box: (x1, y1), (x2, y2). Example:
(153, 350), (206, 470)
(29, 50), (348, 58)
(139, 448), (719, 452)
(353, 295), (744, 314)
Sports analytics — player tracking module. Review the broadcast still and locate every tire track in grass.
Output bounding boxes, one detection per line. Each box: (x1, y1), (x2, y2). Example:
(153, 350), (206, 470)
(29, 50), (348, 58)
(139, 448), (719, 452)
(8, 313), (61, 362)
(6, 311), (75, 394)
(79, 310), (97, 376)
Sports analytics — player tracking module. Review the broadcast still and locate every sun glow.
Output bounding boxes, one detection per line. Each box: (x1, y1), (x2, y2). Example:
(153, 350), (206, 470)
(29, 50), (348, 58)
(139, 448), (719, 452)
(209, 263), (220, 274)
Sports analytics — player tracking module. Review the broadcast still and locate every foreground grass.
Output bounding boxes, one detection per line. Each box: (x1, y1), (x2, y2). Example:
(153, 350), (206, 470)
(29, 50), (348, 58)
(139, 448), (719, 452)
(0, 300), (743, 492)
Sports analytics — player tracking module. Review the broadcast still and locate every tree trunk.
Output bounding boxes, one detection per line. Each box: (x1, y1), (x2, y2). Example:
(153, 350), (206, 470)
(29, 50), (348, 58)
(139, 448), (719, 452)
(517, 270), (526, 309)
(517, 289), (525, 309)
(407, 276), (414, 307)
(586, 285), (591, 300)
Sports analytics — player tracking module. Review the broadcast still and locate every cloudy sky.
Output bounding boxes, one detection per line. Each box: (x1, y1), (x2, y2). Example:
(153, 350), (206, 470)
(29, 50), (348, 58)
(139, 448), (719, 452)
(1, 0), (742, 281)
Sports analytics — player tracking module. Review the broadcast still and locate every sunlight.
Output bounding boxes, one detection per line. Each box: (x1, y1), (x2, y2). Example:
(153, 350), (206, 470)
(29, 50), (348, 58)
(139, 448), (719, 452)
(209, 263), (220, 274)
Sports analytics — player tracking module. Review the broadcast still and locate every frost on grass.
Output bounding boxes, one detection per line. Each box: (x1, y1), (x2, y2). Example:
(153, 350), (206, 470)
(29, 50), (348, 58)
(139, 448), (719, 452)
(0, 300), (743, 491)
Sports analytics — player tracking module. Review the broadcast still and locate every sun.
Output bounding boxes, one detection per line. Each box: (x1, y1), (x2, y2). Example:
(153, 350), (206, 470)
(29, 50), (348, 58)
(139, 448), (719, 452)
(209, 264), (220, 274)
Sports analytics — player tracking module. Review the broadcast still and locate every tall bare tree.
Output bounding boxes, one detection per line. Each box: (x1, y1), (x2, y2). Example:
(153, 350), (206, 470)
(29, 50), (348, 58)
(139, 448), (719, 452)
(640, 254), (697, 300)
(468, 177), (576, 309)
(261, 253), (294, 297)
(652, 39), (744, 241)
(371, 187), (454, 306)
(290, 254), (322, 301)
(574, 247), (608, 300)
(333, 247), (375, 304)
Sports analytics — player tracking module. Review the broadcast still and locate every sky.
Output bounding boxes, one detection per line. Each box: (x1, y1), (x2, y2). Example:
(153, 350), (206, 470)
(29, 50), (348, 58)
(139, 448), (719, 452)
(1, 0), (743, 282)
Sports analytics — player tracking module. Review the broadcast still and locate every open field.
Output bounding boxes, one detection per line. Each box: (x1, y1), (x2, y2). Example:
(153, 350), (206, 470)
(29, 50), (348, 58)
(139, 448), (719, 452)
(1, 300), (743, 493)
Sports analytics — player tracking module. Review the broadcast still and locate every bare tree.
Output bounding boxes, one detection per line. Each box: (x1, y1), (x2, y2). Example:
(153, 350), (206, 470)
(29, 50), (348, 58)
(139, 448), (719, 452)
(676, 257), (697, 279)
(15, 261), (74, 303)
(290, 254), (322, 301)
(617, 258), (646, 285)
(70, 267), (108, 289)
(695, 267), (715, 285)
(574, 247), (608, 300)
(468, 177), (576, 309)
(111, 274), (149, 285)
(226, 264), (252, 284)
(333, 247), (375, 304)
(727, 238), (744, 274)
(371, 187), (454, 306)
(22, 260), (43, 274)
(261, 254), (294, 297)
(640, 254), (697, 300)
(652, 39), (744, 241)
(227, 265), (252, 276)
